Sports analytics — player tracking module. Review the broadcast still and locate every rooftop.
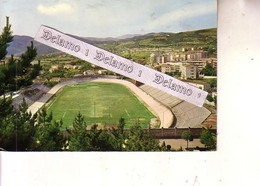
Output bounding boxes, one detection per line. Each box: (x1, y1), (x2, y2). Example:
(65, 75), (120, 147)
(180, 79), (209, 85)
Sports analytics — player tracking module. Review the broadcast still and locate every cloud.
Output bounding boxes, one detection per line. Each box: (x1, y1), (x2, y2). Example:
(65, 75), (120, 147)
(145, 1), (216, 30)
(37, 3), (75, 15)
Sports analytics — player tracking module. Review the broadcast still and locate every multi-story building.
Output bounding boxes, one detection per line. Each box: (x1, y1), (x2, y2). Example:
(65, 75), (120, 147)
(200, 58), (217, 69)
(185, 60), (208, 72)
(181, 64), (198, 79)
(159, 62), (182, 73)
(150, 53), (168, 66)
(186, 50), (208, 61)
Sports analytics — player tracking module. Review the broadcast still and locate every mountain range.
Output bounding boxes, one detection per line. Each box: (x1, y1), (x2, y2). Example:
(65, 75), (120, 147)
(7, 28), (216, 56)
(7, 33), (140, 56)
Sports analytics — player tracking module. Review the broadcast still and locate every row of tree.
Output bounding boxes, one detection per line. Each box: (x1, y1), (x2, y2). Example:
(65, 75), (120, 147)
(181, 129), (216, 150)
(0, 97), (168, 151)
(0, 17), (41, 96)
(0, 96), (216, 151)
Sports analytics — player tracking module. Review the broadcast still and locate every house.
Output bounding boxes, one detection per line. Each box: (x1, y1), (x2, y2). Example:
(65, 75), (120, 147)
(181, 64), (198, 79)
(73, 65), (82, 69)
(97, 70), (107, 75)
(83, 70), (95, 76)
(50, 77), (61, 82)
(49, 65), (59, 73)
(181, 79), (211, 91)
(200, 58), (217, 68)
(63, 64), (74, 69)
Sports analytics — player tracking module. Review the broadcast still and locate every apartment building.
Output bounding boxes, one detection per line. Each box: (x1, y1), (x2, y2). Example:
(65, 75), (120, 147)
(181, 64), (198, 79)
(157, 62), (182, 73)
(186, 50), (208, 61)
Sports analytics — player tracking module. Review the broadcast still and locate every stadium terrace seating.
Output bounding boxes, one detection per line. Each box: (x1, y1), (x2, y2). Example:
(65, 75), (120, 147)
(139, 84), (211, 128)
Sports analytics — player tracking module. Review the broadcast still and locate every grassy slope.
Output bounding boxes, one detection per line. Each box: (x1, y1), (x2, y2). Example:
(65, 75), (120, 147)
(46, 82), (155, 129)
(99, 28), (217, 50)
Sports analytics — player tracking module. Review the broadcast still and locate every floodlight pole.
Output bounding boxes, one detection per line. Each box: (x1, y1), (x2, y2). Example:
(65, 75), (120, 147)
(94, 102), (96, 124)
(109, 107), (110, 124)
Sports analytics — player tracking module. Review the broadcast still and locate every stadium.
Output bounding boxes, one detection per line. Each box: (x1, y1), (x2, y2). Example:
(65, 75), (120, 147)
(21, 77), (212, 131)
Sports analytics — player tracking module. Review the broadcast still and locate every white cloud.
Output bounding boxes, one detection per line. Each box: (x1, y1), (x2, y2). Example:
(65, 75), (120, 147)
(145, 1), (216, 30)
(37, 3), (75, 15)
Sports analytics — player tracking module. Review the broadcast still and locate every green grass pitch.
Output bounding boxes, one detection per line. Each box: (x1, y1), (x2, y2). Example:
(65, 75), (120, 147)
(46, 82), (156, 129)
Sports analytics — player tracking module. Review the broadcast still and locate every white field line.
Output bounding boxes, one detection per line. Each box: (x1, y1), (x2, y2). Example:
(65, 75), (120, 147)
(125, 108), (130, 116)
(62, 111), (67, 119)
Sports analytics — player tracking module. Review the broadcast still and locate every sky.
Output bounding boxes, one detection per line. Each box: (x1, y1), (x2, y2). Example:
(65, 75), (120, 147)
(0, 0), (217, 38)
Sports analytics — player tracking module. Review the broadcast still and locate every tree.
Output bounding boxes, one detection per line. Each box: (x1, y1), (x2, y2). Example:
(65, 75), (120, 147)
(173, 70), (181, 77)
(200, 128), (216, 150)
(37, 106), (53, 126)
(124, 124), (164, 151)
(206, 94), (214, 102)
(29, 106), (65, 151)
(0, 17), (13, 95)
(17, 41), (37, 87)
(68, 112), (116, 151)
(0, 16), (13, 61)
(213, 96), (217, 107)
(181, 130), (193, 149)
(30, 120), (66, 151)
(201, 64), (216, 76)
(209, 78), (217, 88)
(0, 17), (38, 95)
(87, 124), (115, 151)
(0, 98), (37, 151)
(111, 117), (126, 151)
(12, 98), (37, 151)
(0, 95), (13, 119)
(68, 112), (89, 151)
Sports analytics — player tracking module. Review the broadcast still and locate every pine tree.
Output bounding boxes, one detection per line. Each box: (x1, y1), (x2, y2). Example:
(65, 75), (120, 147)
(68, 112), (89, 151)
(0, 16), (13, 61)
(30, 120), (65, 151)
(0, 17), (42, 151)
(68, 112), (116, 151)
(0, 96), (13, 119)
(17, 41), (37, 87)
(0, 17), (38, 94)
(111, 117), (126, 150)
(0, 98), (36, 151)
(0, 17), (13, 95)
(124, 123), (163, 151)
(37, 107), (52, 126)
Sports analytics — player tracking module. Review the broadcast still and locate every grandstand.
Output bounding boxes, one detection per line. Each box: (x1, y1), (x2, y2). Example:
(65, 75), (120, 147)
(12, 83), (50, 110)
(139, 85), (211, 128)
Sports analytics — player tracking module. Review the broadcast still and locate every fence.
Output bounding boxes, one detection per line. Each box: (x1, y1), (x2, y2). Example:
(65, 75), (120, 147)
(62, 127), (216, 140)
(142, 128), (216, 139)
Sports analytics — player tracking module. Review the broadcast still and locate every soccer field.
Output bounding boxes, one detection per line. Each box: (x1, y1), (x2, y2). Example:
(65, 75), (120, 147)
(46, 82), (156, 129)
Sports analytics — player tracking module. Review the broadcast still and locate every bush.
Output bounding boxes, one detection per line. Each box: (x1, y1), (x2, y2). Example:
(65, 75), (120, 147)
(206, 94), (214, 102)
(200, 129), (216, 150)
(44, 81), (59, 87)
